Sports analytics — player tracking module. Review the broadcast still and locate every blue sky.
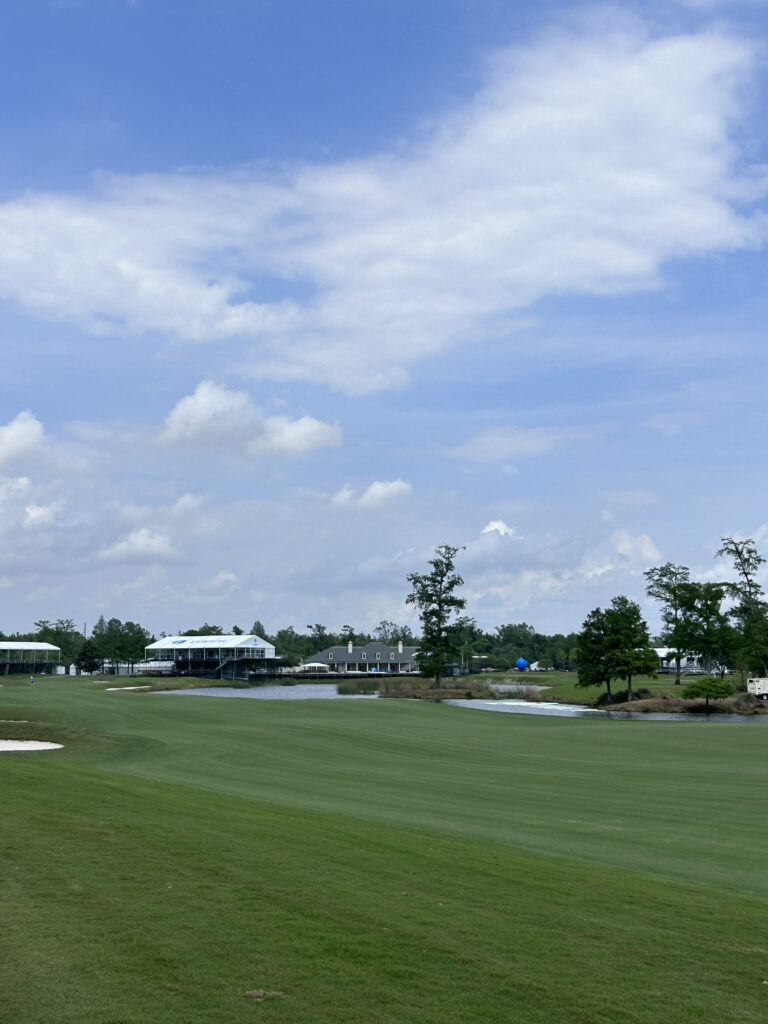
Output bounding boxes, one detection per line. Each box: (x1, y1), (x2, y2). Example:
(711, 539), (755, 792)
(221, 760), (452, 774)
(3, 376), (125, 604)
(2, 0), (768, 637)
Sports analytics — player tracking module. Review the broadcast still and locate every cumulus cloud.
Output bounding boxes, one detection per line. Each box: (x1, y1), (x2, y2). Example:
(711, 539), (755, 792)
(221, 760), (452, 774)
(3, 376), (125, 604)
(610, 529), (661, 563)
(457, 519), (664, 624)
(0, 21), (762, 390)
(481, 520), (522, 538)
(0, 412), (45, 467)
(100, 527), (177, 563)
(332, 479), (412, 508)
(161, 381), (341, 456)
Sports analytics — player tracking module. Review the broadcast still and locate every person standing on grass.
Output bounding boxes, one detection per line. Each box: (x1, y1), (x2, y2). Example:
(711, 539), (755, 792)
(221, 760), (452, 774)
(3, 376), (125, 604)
(29, 675), (34, 685)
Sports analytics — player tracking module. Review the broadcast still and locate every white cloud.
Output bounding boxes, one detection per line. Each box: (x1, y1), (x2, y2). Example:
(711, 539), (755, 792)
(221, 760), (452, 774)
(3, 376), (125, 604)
(0, 476), (31, 501)
(0, 412), (45, 467)
(331, 484), (356, 507)
(610, 529), (661, 563)
(481, 520), (522, 538)
(100, 527), (177, 563)
(249, 415), (341, 456)
(161, 381), (341, 456)
(359, 480), (412, 508)
(0, 21), (761, 391)
(332, 479), (412, 508)
(23, 503), (58, 527)
(453, 425), (569, 462)
(170, 493), (205, 515)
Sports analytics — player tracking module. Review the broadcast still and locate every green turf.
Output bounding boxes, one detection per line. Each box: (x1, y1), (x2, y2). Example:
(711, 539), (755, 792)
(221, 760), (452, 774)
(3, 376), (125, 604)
(492, 669), (682, 703)
(2, 678), (768, 1022)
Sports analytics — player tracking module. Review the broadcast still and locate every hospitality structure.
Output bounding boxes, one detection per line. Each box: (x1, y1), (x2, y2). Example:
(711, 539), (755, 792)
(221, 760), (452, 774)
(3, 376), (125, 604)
(143, 634), (277, 680)
(0, 641), (62, 675)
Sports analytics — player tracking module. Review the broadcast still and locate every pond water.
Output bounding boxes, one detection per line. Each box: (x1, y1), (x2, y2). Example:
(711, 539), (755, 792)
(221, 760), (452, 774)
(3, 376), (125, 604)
(487, 683), (552, 694)
(444, 698), (768, 723)
(156, 683), (377, 700)
(153, 683), (767, 722)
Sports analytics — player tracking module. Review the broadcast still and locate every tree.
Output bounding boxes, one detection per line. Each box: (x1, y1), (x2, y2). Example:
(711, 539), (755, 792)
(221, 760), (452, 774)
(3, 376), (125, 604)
(306, 624), (330, 648)
(75, 638), (101, 674)
(373, 620), (415, 644)
(453, 615), (481, 672)
(90, 616), (151, 671)
(716, 536), (768, 675)
(34, 618), (83, 665)
(121, 621), (153, 669)
(679, 582), (735, 678)
(575, 607), (613, 697)
(405, 544), (466, 688)
(576, 596), (656, 701)
(181, 623), (223, 636)
(683, 677), (734, 711)
(91, 615), (108, 671)
(644, 563), (691, 684)
(250, 621), (269, 640)
(602, 596), (658, 701)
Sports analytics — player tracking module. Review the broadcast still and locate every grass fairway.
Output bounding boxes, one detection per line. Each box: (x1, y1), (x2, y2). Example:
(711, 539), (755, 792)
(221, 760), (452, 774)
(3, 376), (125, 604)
(2, 679), (768, 1022)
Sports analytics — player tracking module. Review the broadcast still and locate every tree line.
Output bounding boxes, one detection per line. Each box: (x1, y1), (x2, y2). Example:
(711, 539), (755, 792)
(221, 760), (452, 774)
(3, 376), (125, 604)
(0, 611), (579, 675)
(11, 534), (762, 689)
(0, 617), (156, 673)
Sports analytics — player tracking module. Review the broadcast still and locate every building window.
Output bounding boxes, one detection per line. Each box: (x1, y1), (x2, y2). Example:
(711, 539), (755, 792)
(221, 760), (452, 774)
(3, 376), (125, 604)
(376, 652), (381, 660)
(362, 653), (367, 660)
(328, 652), (334, 660)
(389, 652), (394, 659)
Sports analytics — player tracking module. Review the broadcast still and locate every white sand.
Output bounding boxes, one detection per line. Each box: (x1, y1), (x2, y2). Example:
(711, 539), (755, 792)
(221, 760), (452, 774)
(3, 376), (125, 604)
(0, 740), (62, 751)
(106, 685), (151, 691)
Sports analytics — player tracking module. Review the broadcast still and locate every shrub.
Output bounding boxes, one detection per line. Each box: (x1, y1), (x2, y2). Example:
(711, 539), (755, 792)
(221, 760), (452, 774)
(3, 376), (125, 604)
(733, 692), (759, 713)
(596, 687), (652, 706)
(682, 678), (735, 710)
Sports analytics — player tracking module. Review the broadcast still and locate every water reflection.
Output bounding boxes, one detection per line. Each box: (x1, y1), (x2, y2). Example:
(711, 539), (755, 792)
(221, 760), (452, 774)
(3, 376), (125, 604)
(445, 698), (768, 722)
(157, 683), (377, 700)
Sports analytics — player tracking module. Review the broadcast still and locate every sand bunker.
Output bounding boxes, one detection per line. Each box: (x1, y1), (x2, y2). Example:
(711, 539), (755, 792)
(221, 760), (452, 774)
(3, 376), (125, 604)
(0, 740), (62, 752)
(106, 685), (151, 691)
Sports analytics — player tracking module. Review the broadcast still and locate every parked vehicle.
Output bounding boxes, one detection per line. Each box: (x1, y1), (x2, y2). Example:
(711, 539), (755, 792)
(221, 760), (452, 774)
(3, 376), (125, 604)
(746, 678), (768, 699)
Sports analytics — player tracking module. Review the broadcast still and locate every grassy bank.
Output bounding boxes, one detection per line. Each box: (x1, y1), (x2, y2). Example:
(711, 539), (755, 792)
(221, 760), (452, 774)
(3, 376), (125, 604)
(2, 678), (768, 1022)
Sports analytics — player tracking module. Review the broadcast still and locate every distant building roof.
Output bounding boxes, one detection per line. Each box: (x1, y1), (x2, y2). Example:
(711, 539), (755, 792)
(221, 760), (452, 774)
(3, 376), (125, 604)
(146, 634), (275, 654)
(301, 642), (419, 665)
(0, 642), (61, 653)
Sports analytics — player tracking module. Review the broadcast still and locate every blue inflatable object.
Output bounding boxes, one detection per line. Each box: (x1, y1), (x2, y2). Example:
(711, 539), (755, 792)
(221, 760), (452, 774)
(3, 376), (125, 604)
(515, 657), (528, 671)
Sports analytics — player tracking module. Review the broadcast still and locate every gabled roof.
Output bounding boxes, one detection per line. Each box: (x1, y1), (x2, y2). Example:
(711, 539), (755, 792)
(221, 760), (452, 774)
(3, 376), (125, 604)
(302, 642), (420, 663)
